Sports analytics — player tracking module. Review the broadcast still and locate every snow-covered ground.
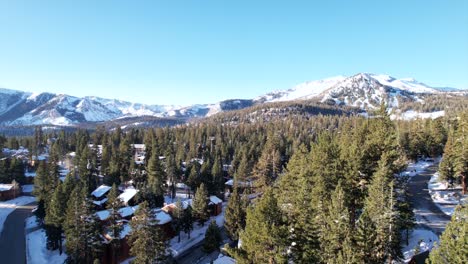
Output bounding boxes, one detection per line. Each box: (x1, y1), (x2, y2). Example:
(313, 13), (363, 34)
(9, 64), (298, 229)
(400, 158), (437, 178)
(26, 228), (67, 264)
(0, 196), (36, 234)
(22, 184), (34, 193)
(169, 204), (226, 258)
(26, 215), (40, 230)
(428, 172), (467, 216)
(402, 229), (439, 263)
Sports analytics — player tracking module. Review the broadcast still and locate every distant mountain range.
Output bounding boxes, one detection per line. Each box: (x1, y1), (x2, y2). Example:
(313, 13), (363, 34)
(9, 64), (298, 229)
(0, 73), (465, 127)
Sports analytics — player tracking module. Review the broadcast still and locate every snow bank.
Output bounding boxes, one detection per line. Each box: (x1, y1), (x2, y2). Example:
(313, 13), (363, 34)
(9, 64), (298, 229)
(26, 229), (67, 264)
(26, 215), (40, 230)
(401, 159), (436, 178)
(402, 229), (439, 263)
(0, 196), (36, 234)
(169, 204), (225, 257)
(428, 172), (467, 216)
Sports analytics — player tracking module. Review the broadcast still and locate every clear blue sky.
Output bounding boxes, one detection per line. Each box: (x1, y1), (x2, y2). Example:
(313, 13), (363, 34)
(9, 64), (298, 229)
(0, 0), (467, 106)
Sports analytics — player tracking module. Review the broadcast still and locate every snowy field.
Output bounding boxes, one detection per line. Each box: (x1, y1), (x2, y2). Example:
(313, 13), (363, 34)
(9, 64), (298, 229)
(26, 228), (67, 264)
(428, 172), (467, 216)
(0, 196), (36, 234)
(402, 229), (439, 263)
(169, 204), (226, 258)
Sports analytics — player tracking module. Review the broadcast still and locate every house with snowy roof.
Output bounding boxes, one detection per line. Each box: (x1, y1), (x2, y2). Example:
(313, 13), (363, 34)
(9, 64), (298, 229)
(91, 184), (112, 208)
(131, 144), (146, 165)
(209, 195), (223, 216)
(0, 182), (21, 201)
(118, 187), (139, 206)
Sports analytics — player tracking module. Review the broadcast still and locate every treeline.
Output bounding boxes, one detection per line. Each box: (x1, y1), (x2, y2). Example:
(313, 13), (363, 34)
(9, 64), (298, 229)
(4, 105), (466, 263)
(227, 106), (413, 263)
(399, 93), (468, 114)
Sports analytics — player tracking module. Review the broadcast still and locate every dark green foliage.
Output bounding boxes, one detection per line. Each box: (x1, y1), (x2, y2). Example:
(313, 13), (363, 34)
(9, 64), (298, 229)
(428, 205), (468, 263)
(203, 220), (222, 253)
(224, 183), (246, 240)
(106, 184), (123, 261)
(64, 185), (103, 263)
(146, 143), (166, 208)
(128, 201), (167, 264)
(236, 189), (288, 264)
(192, 183), (209, 226)
(45, 181), (66, 253)
(181, 205), (194, 239)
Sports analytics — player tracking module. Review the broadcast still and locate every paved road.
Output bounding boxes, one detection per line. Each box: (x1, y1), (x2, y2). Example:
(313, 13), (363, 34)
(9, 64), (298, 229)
(408, 163), (451, 235)
(0, 201), (36, 264)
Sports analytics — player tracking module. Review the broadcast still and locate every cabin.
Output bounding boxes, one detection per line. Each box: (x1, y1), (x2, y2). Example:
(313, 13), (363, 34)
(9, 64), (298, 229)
(225, 179), (253, 193)
(0, 183), (21, 201)
(209, 195), (223, 216)
(91, 185), (112, 209)
(131, 144), (146, 165)
(101, 208), (174, 264)
(118, 187), (139, 206)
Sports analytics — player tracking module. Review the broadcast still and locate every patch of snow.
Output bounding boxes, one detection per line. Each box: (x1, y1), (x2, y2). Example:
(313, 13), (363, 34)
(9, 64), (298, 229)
(0, 184), (13, 191)
(209, 195), (223, 205)
(25, 171), (37, 177)
(118, 188), (139, 204)
(91, 185), (111, 198)
(22, 185), (34, 193)
(120, 205), (139, 218)
(392, 110), (445, 120)
(428, 172), (467, 216)
(402, 229), (439, 262)
(213, 254), (236, 264)
(25, 215), (40, 230)
(26, 229), (67, 264)
(169, 204), (225, 257)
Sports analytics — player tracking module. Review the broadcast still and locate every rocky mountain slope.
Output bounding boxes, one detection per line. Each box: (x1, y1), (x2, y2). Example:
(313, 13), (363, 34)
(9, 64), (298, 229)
(0, 73), (464, 127)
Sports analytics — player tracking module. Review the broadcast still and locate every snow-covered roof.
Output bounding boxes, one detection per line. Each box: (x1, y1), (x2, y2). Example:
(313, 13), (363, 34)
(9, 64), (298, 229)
(213, 254), (236, 264)
(119, 205), (139, 218)
(91, 185), (112, 198)
(0, 184), (13, 191)
(120, 224), (131, 238)
(225, 179), (252, 187)
(92, 198), (108, 206)
(131, 144), (146, 150)
(118, 188), (139, 204)
(176, 183), (190, 189)
(154, 209), (172, 225)
(24, 171), (37, 177)
(209, 195), (222, 205)
(96, 210), (110, 221)
(182, 199), (193, 209)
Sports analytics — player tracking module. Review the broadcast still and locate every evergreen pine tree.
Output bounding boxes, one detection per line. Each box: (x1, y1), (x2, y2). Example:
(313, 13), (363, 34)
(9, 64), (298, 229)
(172, 198), (183, 242)
(45, 181), (66, 253)
(428, 205), (468, 264)
(224, 182), (242, 240)
(128, 201), (167, 264)
(106, 184), (123, 262)
(236, 188), (288, 264)
(192, 183), (209, 226)
(181, 205), (194, 239)
(146, 144), (166, 208)
(320, 180), (351, 263)
(203, 220), (222, 253)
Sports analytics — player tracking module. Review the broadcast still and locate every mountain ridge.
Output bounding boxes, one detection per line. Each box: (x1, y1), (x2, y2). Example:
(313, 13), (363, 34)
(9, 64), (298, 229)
(0, 73), (465, 127)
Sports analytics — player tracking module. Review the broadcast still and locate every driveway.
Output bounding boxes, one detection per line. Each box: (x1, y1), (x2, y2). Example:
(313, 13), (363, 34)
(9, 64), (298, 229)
(408, 163), (451, 235)
(0, 201), (36, 264)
